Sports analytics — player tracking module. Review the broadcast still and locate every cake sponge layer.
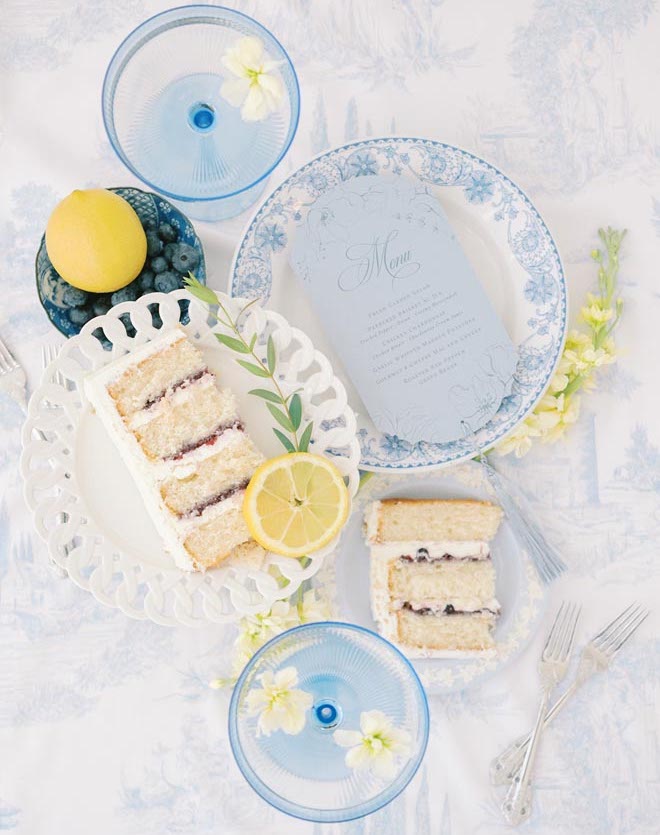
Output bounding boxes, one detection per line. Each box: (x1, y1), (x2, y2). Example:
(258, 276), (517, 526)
(369, 499), (502, 542)
(160, 432), (264, 516)
(108, 333), (205, 418)
(183, 496), (253, 568)
(134, 383), (239, 460)
(397, 608), (496, 651)
(389, 559), (496, 609)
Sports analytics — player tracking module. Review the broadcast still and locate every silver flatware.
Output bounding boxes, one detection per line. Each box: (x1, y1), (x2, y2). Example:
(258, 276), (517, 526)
(479, 454), (565, 584)
(0, 333), (27, 412)
(491, 602), (649, 786)
(502, 601), (581, 825)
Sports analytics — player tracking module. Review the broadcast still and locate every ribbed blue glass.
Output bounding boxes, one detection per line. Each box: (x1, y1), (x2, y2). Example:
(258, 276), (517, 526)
(102, 6), (300, 221)
(228, 622), (429, 823)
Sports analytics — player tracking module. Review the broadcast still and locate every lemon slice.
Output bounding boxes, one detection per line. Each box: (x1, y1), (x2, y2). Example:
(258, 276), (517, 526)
(243, 453), (350, 557)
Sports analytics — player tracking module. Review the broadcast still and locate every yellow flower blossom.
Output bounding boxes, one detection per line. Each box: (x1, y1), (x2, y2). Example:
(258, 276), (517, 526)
(535, 393), (580, 443)
(495, 418), (541, 458)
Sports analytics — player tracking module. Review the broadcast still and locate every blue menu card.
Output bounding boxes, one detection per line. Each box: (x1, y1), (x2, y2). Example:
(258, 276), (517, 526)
(290, 176), (517, 444)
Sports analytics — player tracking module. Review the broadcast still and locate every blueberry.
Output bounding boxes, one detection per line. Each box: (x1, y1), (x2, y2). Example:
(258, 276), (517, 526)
(138, 270), (155, 291)
(170, 243), (200, 274)
(154, 270), (181, 293)
(143, 219), (157, 231)
(151, 311), (163, 329)
(163, 242), (177, 263)
(111, 284), (139, 305)
(120, 312), (136, 338)
(69, 306), (94, 325)
(178, 298), (190, 325)
(145, 230), (163, 257)
(62, 285), (88, 307)
(151, 256), (168, 274)
(92, 327), (112, 350)
(158, 222), (177, 242)
(92, 295), (111, 317)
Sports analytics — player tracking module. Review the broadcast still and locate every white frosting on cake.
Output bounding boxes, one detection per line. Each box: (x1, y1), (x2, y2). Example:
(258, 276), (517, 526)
(368, 540), (490, 561)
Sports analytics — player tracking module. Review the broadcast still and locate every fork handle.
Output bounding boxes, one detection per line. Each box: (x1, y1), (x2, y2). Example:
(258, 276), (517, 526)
(501, 688), (550, 825)
(490, 679), (579, 785)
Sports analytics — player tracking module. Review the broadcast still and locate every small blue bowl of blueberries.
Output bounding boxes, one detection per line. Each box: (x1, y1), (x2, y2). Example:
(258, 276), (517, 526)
(35, 186), (206, 339)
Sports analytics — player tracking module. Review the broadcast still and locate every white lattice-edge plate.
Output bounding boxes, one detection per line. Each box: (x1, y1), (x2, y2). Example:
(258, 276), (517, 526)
(20, 290), (361, 626)
(334, 462), (547, 693)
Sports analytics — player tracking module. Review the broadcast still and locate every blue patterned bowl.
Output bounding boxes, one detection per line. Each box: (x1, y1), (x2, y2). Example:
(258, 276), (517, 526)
(35, 186), (206, 337)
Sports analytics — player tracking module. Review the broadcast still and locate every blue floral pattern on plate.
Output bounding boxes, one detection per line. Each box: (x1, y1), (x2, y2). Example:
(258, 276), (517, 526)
(230, 138), (567, 471)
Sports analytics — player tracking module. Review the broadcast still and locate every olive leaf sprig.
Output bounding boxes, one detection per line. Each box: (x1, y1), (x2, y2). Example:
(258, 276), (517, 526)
(184, 275), (313, 454)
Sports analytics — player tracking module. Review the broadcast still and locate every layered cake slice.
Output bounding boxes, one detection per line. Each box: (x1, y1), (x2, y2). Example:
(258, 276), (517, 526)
(84, 328), (266, 571)
(366, 498), (502, 655)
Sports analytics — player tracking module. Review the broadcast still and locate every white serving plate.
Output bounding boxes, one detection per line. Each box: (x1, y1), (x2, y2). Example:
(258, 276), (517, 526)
(20, 290), (361, 626)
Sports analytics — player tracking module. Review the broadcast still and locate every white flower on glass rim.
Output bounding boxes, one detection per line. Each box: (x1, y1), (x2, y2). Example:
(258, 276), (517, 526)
(245, 666), (313, 737)
(333, 710), (412, 779)
(220, 36), (284, 121)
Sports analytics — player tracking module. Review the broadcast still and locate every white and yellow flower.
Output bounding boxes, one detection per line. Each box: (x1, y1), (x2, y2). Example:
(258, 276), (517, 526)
(333, 710), (412, 780)
(246, 666), (313, 736)
(534, 392), (581, 443)
(220, 36), (284, 121)
(299, 589), (332, 623)
(235, 600), (299, 659)
(495, 418), (541, 458)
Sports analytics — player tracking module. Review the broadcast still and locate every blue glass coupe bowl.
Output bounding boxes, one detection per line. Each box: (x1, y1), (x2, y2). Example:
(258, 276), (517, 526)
(102, 6), (300, 221)
(228, 622), (429, 823)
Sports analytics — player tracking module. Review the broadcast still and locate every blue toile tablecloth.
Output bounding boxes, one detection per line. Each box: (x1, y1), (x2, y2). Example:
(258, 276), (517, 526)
(2, 2), (659, 833)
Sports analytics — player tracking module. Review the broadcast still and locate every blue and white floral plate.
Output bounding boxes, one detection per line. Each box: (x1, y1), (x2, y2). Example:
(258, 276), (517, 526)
(230, 138), (567, 471)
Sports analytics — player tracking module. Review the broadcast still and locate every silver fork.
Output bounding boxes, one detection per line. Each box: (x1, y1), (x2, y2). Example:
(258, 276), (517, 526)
(491, 602), (649, 786)
(0, 333), (27, 412)
(38, 344), (71, 576)
(501, 601), (581, 825)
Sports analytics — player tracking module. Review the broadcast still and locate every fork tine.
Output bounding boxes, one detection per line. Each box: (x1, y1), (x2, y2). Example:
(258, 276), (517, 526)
(606, 609), (649, 656)
(560, 604), (581, 661)
(591, 603), (638, 647)
(544, 602), (566, 656)
(550, 602), (572, 658)
(596, 604), (643, 652)
(592, 603), (641, 649)
(0, 337), (17, 369)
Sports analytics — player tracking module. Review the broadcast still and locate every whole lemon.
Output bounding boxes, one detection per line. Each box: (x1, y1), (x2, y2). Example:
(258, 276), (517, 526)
(45, 189), (147, 293)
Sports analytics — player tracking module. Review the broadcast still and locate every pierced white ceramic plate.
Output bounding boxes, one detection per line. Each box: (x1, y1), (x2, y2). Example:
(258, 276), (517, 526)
(20, 290), (360, 626)
(334, 462), (546, 693)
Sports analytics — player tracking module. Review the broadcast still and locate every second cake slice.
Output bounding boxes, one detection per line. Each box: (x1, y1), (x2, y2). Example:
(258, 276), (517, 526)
(367, 498), (503, 655)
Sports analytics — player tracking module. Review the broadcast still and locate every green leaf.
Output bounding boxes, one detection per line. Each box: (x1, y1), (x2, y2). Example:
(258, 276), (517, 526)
(273, 428), (296, 453)
(358, 470), (374, 491)
(248, 388), (283, 404)
(267, 403), (295, 432)
(184, 274), (219, 306)
(237, 359), (271, 378)
(267, 335), (276, 374)
(249, 333), (258, 351)
(215, 333), (250, 353)
(289, 393), (302, 431)
(298, 421), (314, 452)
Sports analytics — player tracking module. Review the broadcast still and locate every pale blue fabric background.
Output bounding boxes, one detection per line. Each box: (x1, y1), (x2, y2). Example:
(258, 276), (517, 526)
(2, 2), (659, 833)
